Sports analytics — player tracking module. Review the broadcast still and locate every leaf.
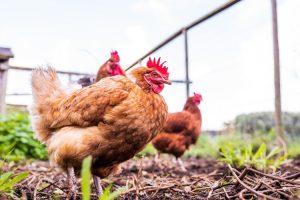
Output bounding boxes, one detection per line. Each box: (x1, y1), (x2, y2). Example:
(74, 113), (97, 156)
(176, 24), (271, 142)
(81, 156), (92, 200)
(99, 184), (126, 200)
(253, 143), (266, 160)
(266, 147), (282, 159)
(0, 172), (12, 187)
(99, 184), (113, 200)
(0, 172), (28, 191)
(6, 172), (28, 186)
(107, 186), (127, 200)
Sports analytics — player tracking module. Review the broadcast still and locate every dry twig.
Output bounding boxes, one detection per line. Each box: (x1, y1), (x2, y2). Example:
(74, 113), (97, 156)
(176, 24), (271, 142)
(228, 164), (280, 200)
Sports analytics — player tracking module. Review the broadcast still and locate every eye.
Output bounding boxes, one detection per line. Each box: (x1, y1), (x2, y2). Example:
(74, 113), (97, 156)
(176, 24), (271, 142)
(152, 72), (159, 77)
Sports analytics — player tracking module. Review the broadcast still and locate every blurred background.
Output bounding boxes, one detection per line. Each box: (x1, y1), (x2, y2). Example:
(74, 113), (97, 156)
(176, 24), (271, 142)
(0, 0), (299, 131)
(1, 2), (300, 199)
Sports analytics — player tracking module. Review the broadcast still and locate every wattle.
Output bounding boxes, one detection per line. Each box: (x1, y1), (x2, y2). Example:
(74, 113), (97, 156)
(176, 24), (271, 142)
(113, 67), (125, 76)
(107, 65), (125, 76)
(152, 84), (164, 94)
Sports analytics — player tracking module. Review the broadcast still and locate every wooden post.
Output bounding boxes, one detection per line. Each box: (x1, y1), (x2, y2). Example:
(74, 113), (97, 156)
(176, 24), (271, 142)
(0, 47), (14, 115)
(270, 0), (286, 150)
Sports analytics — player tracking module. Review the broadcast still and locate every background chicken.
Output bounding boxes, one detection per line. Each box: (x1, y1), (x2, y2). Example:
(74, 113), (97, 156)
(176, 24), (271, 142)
(77, 50), (125, 87)
(152, 93), (202, 170)
(30, 57), (170, 198)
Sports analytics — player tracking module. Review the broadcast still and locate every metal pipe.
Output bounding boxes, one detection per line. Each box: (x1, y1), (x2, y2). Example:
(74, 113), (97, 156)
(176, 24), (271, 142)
(171, 80), (193, 84)
(183, 30), (190, 98)
(10, 65), (92, 76)
(125, 0), (242, 71)
(6, 93), (32, 96)
(6, 80), (192, 96)
(184, 0), (242, 31)
(125, 29), (182, 71)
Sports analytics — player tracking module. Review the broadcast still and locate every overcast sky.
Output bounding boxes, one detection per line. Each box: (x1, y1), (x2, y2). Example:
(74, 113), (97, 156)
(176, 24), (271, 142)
(1, 0), (299, 130)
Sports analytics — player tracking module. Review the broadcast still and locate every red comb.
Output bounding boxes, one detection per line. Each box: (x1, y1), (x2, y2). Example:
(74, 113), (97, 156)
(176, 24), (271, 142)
(194, 92), (202, 101)
(146, 57), (169, 78)
(110, 50), (120, 62)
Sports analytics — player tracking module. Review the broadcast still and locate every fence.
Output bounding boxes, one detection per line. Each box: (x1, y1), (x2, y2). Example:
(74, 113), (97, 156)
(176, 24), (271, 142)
(125, 0), (242, 97)
(0, 0), (242, 114)
(0, 0), (284, 144)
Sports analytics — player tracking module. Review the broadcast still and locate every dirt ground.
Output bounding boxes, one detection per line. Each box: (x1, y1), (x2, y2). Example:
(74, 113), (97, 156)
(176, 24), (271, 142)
(3, 156), (300, 199)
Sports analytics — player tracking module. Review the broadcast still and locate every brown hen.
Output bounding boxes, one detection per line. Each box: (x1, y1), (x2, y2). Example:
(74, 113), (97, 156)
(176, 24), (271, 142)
(77, 50), (125, 87)
(152, 93), (202, 170)
(30, 57), (170, 198)
(95, 50), (125, 82)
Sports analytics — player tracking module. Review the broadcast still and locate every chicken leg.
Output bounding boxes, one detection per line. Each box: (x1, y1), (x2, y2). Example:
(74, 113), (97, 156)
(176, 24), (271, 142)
(93, 175), (103, 197)
(172, 157), (187, 172)
(154, 152), (161, 163)
(67, 166), (77, 200)
(154, 152), (167, 169)
(177, 158), (187, 172)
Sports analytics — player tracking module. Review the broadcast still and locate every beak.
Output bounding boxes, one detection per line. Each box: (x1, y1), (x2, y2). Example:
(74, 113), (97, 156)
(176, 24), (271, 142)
(163, 79), (172, 85)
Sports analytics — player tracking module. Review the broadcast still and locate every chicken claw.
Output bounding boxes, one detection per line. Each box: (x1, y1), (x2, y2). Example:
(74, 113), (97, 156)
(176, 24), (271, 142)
(93, 175), (103, 197)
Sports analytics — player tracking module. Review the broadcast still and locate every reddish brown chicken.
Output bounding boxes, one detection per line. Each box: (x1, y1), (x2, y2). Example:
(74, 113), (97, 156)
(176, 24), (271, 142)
(30, 57), (171, 198)
(95, 50), (125, 81)
(152, 93), (202, 169)
(77, 50), (125, 87)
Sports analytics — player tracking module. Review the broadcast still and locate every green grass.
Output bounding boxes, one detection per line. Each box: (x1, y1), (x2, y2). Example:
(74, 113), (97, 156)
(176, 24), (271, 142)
(185, 134), (219, 158)
(137, 134), (220, 159)
(185, 130), (276, 159)
(137, 128), (299, 161)
(219, 143), (288, 172)
(136, 144), (157, 157)
(287, 138), (300, 158)
(138, 133), (224, 159)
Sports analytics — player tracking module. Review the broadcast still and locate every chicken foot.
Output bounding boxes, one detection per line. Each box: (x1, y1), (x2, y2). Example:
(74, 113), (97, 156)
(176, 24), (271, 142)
(154, 152), (161, 162)
(67, 166), (77, 200)
(154, 152), (167, 169)
(177, 158), (187, 172)
(93, 175), (103, 197)
(172, 157), (187, 172)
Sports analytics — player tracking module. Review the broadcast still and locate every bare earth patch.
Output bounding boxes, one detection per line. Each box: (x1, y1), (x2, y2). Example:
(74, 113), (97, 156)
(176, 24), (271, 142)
(4, 156), (300, 199)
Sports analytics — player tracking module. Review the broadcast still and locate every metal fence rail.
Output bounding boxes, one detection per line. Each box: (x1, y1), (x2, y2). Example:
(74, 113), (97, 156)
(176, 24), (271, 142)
(125, 0), (242, 97)
(9, 65), (91, 76)
(0, 0), (243, 113)
(10, 65), (92, 83)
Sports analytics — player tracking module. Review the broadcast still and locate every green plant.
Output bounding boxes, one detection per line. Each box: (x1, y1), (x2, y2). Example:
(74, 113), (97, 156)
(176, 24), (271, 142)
(0, 158), (28, 198)
(166, 129), (299, 159)
(136, 144), (157, 157)
(185, 134), (219, 158)
(287, 138), (300, 158)
(0, 171), (28, 198)
(0, 148), (29, 198)
(80, 156), (126, 200)
(219, 143), (288, 172)
(0, 113), (48, 160)
(99, 184), (126, 200)
(81, 156), (92, 200)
